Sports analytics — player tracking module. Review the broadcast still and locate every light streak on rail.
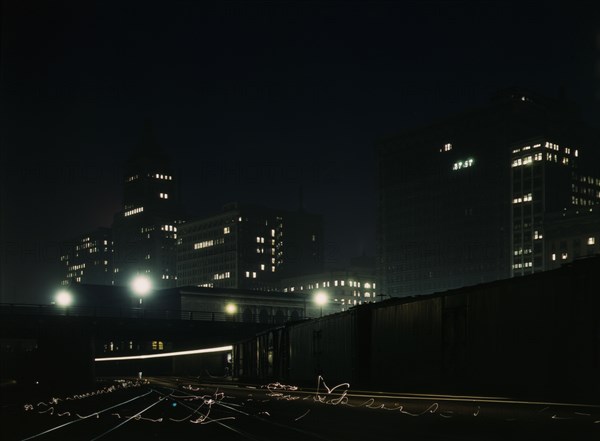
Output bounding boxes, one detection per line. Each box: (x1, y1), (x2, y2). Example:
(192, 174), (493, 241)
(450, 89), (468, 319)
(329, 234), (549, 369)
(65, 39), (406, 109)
(95, 345), (233, 361)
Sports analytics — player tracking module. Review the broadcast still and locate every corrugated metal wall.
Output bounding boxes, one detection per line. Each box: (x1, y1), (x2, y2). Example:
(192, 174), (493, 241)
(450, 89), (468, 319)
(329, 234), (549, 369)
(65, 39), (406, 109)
(288, 312), (356, 385)
(370, 297), (443, 391)
(234, 257), (599, 399)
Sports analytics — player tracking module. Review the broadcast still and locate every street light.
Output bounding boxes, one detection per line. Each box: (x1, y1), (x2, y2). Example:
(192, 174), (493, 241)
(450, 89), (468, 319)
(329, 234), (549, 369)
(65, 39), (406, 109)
(55, 289), (73, 307)
(314, 291), (328, 318)
(225, 303), (237, 315)
(131, 274), (152, 305)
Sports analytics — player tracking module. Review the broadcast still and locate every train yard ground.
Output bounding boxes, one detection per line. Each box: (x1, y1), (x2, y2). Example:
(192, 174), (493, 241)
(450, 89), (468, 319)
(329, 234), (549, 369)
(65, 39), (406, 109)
(2, 376), (599, 441)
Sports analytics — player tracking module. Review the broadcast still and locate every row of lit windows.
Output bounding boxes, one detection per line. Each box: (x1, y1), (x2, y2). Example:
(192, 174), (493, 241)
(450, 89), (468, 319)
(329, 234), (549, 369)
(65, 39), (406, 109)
(513, 248), (532, 256)
(580, 176), (600, 186)
(284, 280), (375, 292)
(572, 197), (598, 206)
(513, 193), (533, 204)
(161, 225), (177, 232)
(126, 175), (139, 182)
(439, 143), (452, 153)
(512, 261), (533, 269)
(161, 274), (176, 280)
(194, 238), (225, 249)
(152, 173), (172, 180)
(512, 153), (545, 168)
(214, 272), (231, 280)
(124, 207), (144, 217)
(69, 263), (86, 271)
(159, 193), (169, 199)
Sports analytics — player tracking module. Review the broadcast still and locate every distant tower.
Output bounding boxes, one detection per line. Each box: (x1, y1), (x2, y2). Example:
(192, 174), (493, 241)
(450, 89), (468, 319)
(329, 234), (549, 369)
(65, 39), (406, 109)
(111, 121), (185, 289)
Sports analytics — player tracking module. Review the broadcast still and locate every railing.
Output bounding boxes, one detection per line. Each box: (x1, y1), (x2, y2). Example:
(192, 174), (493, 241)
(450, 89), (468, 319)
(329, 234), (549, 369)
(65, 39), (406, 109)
(0, 303), (304, 324)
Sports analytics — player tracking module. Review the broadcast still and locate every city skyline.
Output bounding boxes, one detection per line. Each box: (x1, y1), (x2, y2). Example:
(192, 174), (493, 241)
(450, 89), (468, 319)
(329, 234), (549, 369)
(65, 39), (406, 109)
(2, 1), (600, 303)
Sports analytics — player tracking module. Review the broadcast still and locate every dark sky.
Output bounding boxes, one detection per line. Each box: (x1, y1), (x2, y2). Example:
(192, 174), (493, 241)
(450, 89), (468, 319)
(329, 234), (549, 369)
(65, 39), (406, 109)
(1, 0), (599, 304)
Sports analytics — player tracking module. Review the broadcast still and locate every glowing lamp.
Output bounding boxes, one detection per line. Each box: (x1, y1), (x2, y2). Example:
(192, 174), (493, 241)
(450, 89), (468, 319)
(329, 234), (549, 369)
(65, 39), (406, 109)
(55, 289), (73, 307)
(131, 275), (152, 297)
(225, 303), (237, 314)
(314, 291), (328, 306)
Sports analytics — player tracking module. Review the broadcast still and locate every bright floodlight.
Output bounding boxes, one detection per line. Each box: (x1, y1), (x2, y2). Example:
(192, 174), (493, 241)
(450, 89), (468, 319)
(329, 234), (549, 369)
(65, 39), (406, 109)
(131, 275), (152, 296)
(225, 303), (237, 314)
(314, 291), (328, 306)
(55, 290), (73, 307)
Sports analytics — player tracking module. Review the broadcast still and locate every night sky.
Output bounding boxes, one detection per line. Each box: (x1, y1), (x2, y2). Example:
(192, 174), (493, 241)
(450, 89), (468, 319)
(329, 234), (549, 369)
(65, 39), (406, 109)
(1, 1), (599, 304)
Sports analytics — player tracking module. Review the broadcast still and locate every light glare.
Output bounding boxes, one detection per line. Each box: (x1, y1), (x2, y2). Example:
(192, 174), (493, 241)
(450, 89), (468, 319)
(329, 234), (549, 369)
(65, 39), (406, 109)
(131, 275), (152, 296)
(314, 291), (328, 306)
(55, 290), (73, 307)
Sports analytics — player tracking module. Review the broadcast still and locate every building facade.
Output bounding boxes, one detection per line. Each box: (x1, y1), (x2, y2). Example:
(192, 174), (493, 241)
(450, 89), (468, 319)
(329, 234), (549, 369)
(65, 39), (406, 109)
(176, 203), (323, 290)
(59, 227), (113, 286)
(377, 88), (600, 297)
(279, 269), (377, 313)
(543, 210), (600, 270)
(111, 123), (185, 289)
(510, 140), (600, 276)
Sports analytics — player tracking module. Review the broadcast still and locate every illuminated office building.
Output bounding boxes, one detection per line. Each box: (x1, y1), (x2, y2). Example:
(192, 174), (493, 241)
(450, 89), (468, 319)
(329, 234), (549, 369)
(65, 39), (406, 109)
(59, 227), (113, 286)
(177, 203), (323, 290)
(510, 142), (600, 275)
(378, 88), (600, 297)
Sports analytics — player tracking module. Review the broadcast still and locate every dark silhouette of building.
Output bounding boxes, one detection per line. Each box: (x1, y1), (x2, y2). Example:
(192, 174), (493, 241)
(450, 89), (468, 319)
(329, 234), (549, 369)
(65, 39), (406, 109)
(177, 203), (323, 290)
(111, 122), (185, 289)
(58, 227), (113, 286)
(377, 88), (600, 297)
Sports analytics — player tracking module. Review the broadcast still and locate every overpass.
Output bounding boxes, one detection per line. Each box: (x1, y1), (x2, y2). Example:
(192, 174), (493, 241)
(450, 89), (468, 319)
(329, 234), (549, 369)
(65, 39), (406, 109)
(0, 304), (281, 389)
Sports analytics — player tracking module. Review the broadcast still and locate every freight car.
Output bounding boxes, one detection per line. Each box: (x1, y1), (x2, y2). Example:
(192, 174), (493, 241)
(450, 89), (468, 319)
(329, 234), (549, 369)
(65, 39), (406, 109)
(234, 257), (600, 400)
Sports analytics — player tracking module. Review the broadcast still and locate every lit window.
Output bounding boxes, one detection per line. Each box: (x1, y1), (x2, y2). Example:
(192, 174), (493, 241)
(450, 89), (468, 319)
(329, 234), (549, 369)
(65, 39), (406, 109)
(588, 237), (596, 245)
(224, 227), (230, 234)
(561, 252), (568, 260)
(260, 264), (265, 270)
(245, 271), (250, 278)
(124, 206), (144, 217)
(443, 143), (452, 152)
(551, 254), (556, 261)
(452, 158), (474, 171)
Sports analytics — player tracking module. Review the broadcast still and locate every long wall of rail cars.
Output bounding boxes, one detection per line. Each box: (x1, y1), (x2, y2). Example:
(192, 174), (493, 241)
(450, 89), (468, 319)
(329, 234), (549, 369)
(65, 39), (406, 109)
(233, 256), (600, 400)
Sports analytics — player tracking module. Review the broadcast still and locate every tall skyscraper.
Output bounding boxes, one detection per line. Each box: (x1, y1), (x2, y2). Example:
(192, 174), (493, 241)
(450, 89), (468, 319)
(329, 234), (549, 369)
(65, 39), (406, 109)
(111, 123), (185, 289)
(377, 88), (600, 297)
(177, 203), (323, 290)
